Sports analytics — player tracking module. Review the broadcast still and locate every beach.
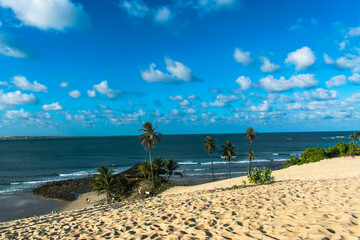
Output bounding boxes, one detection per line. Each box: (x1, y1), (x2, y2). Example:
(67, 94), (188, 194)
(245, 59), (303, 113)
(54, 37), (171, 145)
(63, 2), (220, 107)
(1, 156), (359, 239)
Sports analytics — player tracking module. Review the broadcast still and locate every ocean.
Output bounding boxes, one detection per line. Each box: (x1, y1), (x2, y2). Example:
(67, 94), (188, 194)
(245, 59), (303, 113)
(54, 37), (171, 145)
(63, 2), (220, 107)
(0, 131), (352, 199)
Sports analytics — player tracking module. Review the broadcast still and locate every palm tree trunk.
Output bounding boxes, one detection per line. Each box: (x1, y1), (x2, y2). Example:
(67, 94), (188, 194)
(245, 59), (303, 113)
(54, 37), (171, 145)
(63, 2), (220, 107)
(228, 158), (231, 179)
(106, 193), (109, 204)
(211, 154), (215, 181)
(247, 140), (253, 175)
(149, 147), (156, 196)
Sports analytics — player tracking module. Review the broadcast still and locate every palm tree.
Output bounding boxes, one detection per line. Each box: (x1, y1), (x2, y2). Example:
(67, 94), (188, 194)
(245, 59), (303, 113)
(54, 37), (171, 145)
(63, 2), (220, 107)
(139, 122), (162, 195)
(247, 150), (255, 173)
(245, 127), (258, 175)
(350, 133), (356, 143)
(221, 140), (236, 179)
(153, 157), (165, 178)
(355, 131), (360, 144)
(164, 158), (181, 180)
(203, 136), (217, 181)
(138, 161), (152, 180)
(92, 166), (117, 204)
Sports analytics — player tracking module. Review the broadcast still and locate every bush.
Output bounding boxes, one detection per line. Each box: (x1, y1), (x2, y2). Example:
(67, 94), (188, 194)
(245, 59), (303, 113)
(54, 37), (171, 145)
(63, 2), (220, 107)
(248, 167), (274, 184)
(348, 142), (360, 156)
(282, 157), (301, 169)
(232, 185), (239, 189)
(299, 147), (326, 164)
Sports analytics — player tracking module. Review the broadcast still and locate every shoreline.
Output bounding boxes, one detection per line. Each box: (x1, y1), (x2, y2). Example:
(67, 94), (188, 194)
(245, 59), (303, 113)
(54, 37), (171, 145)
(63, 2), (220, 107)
(1, 156), (359, 238)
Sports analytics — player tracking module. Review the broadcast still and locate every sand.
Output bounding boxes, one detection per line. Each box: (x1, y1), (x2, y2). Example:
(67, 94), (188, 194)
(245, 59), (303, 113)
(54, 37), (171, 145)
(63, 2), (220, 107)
(1, 156), (360, 239)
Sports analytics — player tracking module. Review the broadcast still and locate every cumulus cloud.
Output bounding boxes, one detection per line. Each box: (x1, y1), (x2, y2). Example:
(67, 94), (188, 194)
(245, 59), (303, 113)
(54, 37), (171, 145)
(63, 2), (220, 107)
(348, 26), (360, 37)
(259, 74), (318, 92)
(141, 58), (196, 83)
(348, 73), (360, 83)
(249, 101), (271, 112)
(87, 89), (96, 98)
(93, 80), (117, 98)
(184, 108), (196, 115)
(209, 94), (238, 107)
(11, 75), (47, 92)
(60, 82), (69, 88)
(169, 95), (184, 101)
(0, 33), (35, 58)
(42, 102), (63, 111)
(339, 40), (349, 50)
(0, 90), (37, 108)
(323, 53), (335, 65)
(179, 99), (190, 106)
(5, 109), (32, 119)
(326, 75), (347, 88)
(233, 48), (252, 66)
(294, 88), (338, 101)
(235, 76), (251, 91)
(68, 90), (81, 98)
(285, 46), (316, 71)
(121, 0), (149, 18)
(0, 0), (91, 31)
(259, 57), (281, 72)
(154, 6), (171, 23)
(335, 54), (360, 72)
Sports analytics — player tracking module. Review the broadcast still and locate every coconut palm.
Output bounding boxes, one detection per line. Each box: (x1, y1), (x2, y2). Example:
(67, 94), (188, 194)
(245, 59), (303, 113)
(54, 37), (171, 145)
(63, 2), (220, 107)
(92, 165), (117, 204)
(247, 150), (255, 173)
(139, 122), (162, 195)
(221, 140), (236, 179)
(245, 127), (258, 175)
(164, 158), (181, 180)
(153, 157), (166, 177)
(138, 161), (152, 180)
(203, 136), (217, 181)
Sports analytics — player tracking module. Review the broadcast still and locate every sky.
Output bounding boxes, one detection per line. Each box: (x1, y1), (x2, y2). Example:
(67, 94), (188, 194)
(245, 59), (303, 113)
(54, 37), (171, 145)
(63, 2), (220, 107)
(0, 0), (360, 136)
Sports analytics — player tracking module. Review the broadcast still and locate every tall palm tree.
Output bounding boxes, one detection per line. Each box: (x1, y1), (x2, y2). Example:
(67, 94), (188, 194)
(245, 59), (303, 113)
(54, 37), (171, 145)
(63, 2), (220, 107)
(92, 166), (117, 204)
(247, 150), (255, 174)
(203, 136), (217, 181)
(164, 158), (181, 180)
(221, 140), (236, 179)
(139, 122), (162, 195)
(245, 127), (258, 175)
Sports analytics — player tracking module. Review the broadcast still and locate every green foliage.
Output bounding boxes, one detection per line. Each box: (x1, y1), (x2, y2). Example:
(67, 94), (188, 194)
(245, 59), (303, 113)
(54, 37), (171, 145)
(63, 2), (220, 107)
(282, 157), (301, 169)
(232, 185), (239, 189)
(138, 161), (152, 180)
(247, 167), (274, 184)
(242, 180), (246, 185)
(348, 142), (360, 156)
(92, 165), (118, 204)
(164, 158), (181, 180)
(299, 147), (326, 164)
(138, 158), (181, 181)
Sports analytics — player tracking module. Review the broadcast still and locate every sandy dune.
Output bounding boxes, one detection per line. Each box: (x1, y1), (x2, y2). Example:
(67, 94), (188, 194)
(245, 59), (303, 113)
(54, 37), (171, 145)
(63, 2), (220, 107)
(1, 157), (360, 239)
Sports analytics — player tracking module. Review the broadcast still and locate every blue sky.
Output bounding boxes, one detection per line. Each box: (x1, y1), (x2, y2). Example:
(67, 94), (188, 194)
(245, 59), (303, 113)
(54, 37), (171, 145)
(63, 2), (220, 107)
(0, 0), (360, 136)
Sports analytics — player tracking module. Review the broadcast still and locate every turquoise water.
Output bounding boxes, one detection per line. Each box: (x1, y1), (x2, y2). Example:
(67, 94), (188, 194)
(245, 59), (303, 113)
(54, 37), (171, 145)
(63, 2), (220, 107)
(0, 132), (352, 198)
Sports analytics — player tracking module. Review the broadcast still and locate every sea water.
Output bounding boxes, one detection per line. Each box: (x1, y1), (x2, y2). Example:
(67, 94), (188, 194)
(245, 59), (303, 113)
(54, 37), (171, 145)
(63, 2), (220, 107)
(0, 131), (352, 198)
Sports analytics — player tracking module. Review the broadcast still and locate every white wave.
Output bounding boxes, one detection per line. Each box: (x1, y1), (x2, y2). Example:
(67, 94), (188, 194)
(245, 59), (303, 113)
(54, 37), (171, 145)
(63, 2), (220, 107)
(272, 153), (279, 156)
(221, 156), (237, 159)
(59, 171), (93, 177)
(273, 159), (288, 162)
(179, 161), (199, 165)
(336, 136), (345, 139)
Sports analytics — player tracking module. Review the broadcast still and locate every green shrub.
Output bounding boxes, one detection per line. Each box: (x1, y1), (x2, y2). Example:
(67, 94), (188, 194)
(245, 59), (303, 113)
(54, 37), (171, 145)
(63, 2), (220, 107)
(247, 167), (274, 184)
(299, 147), (326, 163)
(232, 185), (239, 189)
(282, 157), (301, 169)
(334, 142), (348, 156)
(325, 146), (340, 158)
(348, 142), (360, 156)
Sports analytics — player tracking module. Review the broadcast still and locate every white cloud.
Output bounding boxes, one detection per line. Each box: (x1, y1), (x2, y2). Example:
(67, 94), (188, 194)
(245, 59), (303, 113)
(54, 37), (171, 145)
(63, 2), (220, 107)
(87, 89), (96, 98)
(339, 40), (349, 50)
(335, 54), (360, 72)
(179, 99), (190, 106)
(326, 75), (347, 88)
(0, 34), (32, 58)
(0, 90), (36, 108)
(5, 109), (32, 119)
(93, 80), (116, 98)
(196, 0), (238, 12)
(0, 0), (91, 31)
(60, 82), (69, 88)
(249, 101), (271, 112)
(235, 76), (251, 91)
(68, 90), (81, 98)
(348, 27), (360, 37)
(141, 58), (195, 83)
(42, 102), (63, 111)
(169, 95), (184, 101)
(259, 57), (280, 72)
(348, 73), (360, 83)
(285, 46), (316, 71)
(170, 109), (179, 115)
(294, 88), (338, 101)
(154, 6), (171, 23)
(209, 94), (238, 107)
(187, 95), (197, 100)
(323, 53), (335, 64)
(184, 108), (196, 114)
(121, 0), (149, 18)
(233, 48), (252, 66)
(11, 75), (47, 92)
(201, 102), (209, 108)
(260, 74), (318, 92)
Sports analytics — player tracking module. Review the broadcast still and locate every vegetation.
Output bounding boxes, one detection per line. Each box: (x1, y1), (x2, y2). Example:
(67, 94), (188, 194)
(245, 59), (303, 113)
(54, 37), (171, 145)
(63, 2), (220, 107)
(203, 136), (217, 181)
(139, 122), (162, 196)
(245, 127), (258, 175)
(283, 132), (360, 169)
(164, 158), (181, 180)
(247, 167), (274, 184)
(92, 166), (118, 204)
(221, 140), (236, 179)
